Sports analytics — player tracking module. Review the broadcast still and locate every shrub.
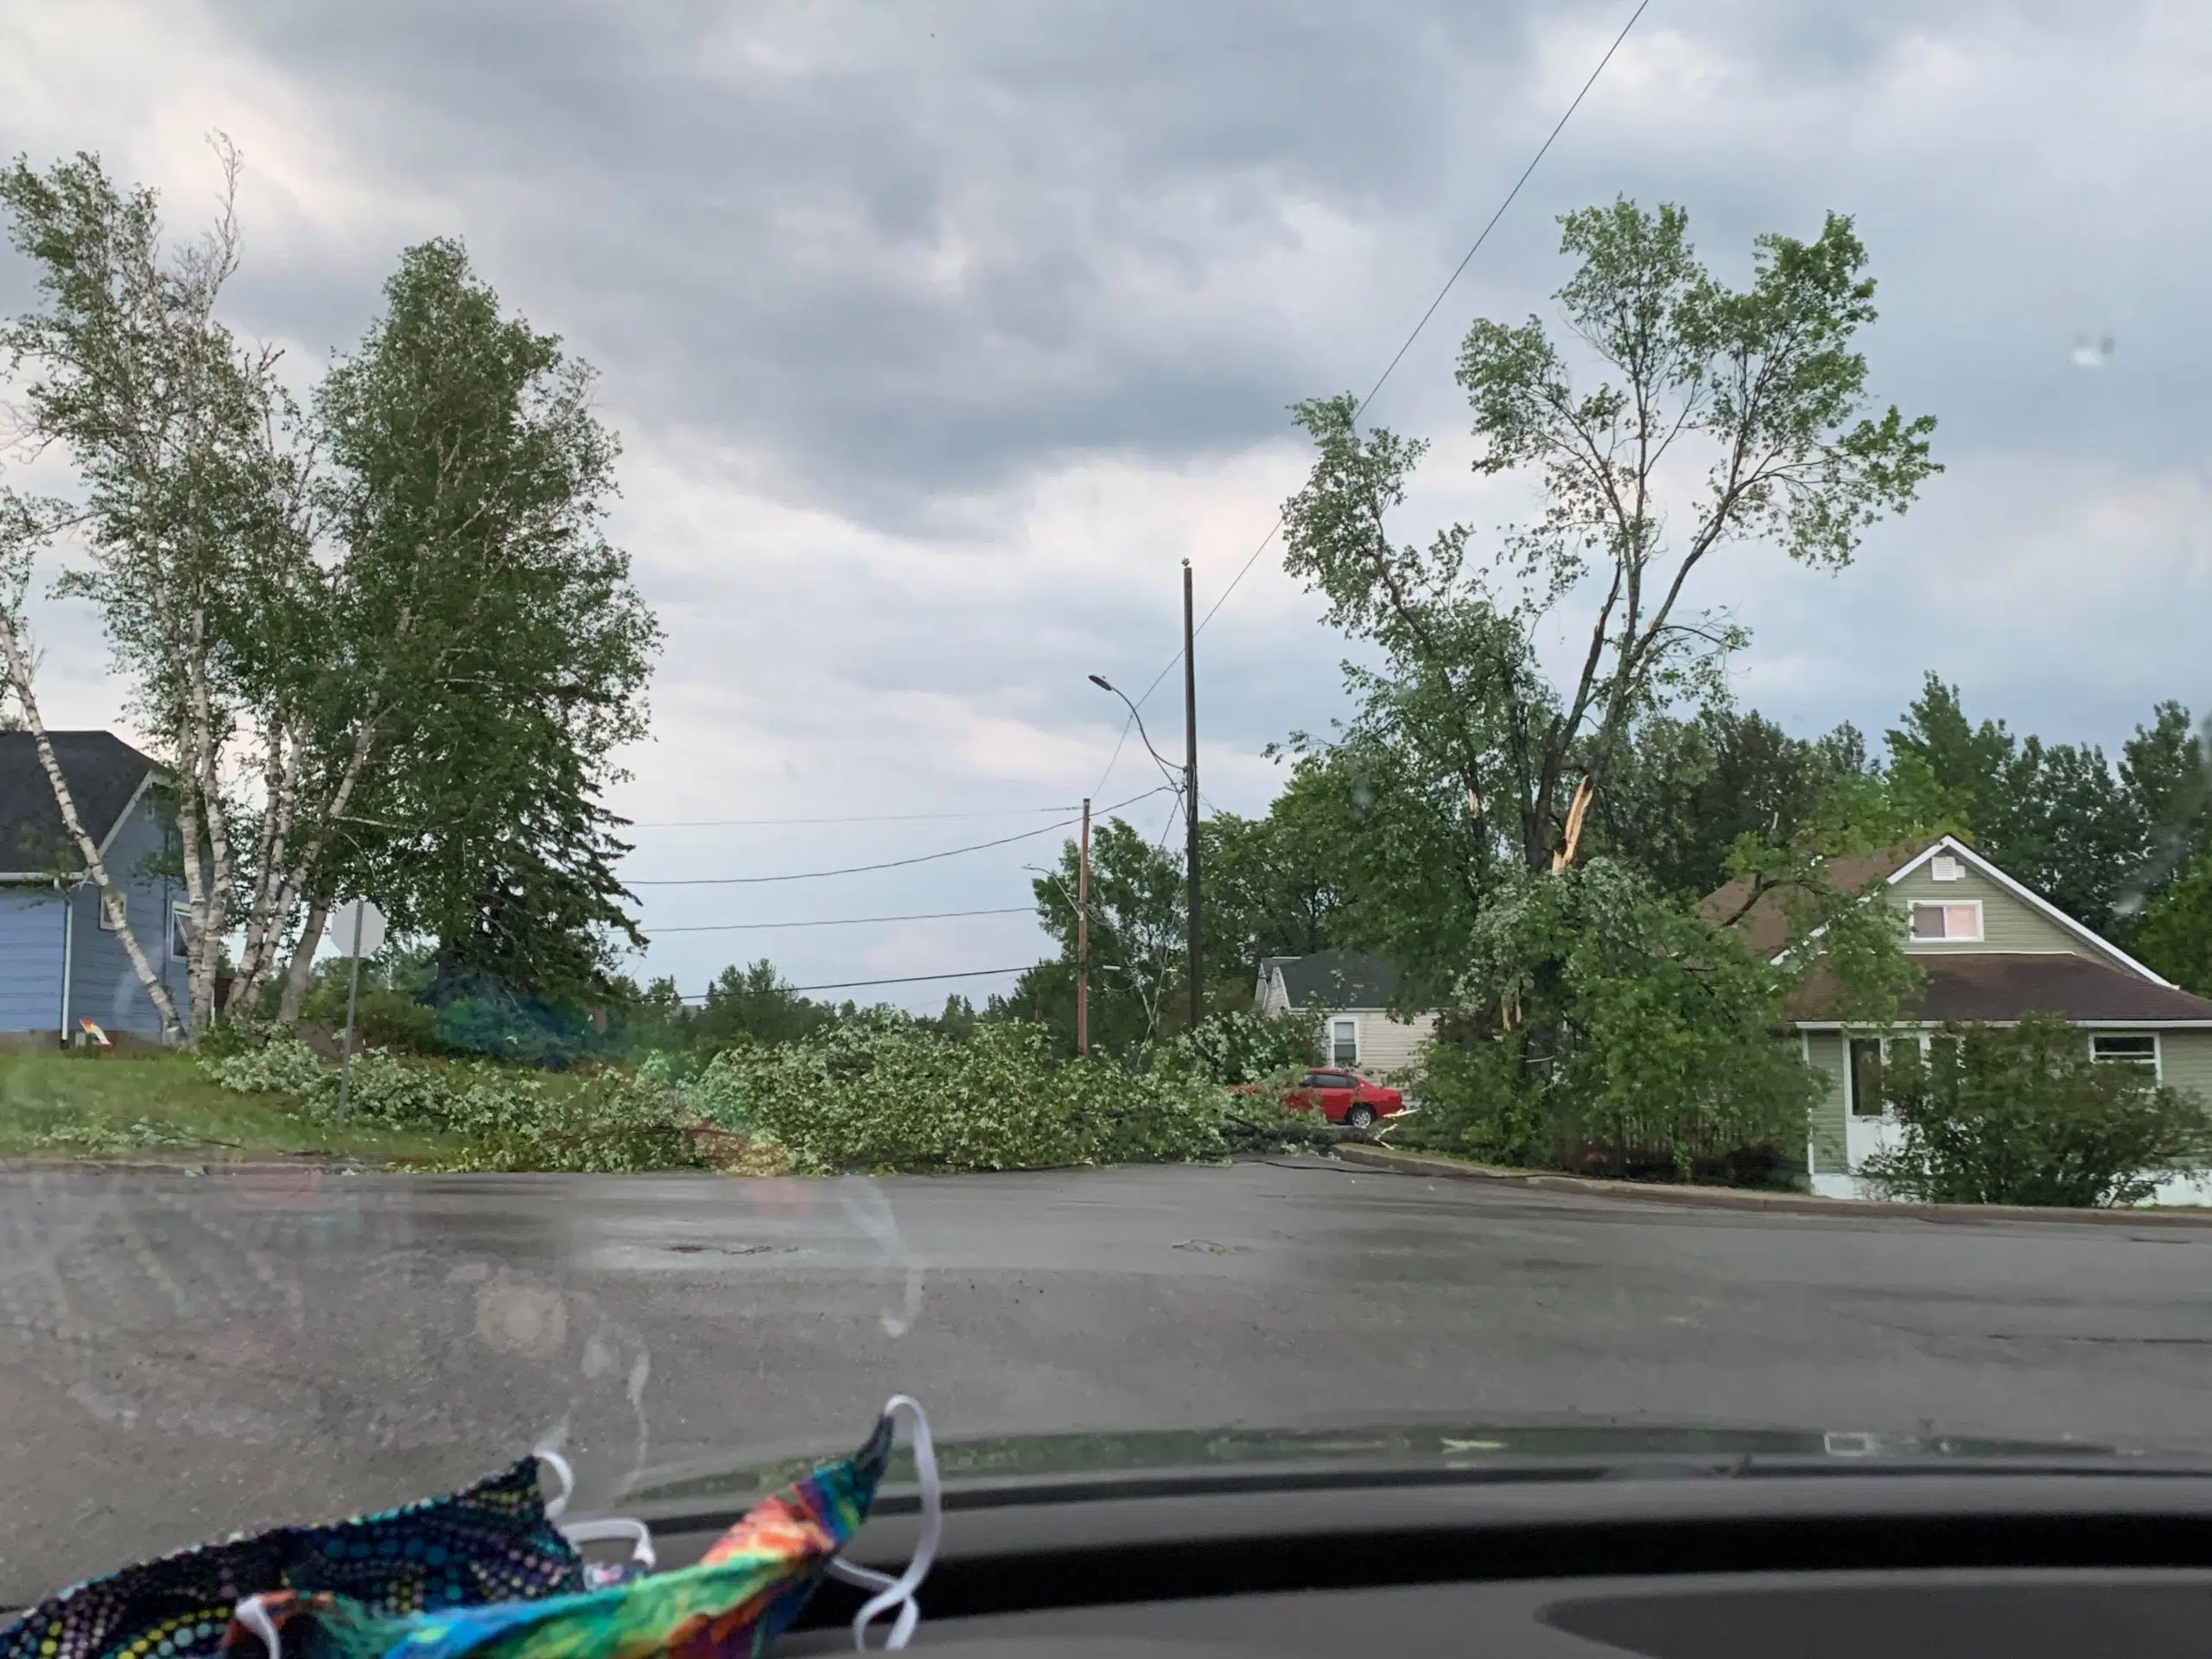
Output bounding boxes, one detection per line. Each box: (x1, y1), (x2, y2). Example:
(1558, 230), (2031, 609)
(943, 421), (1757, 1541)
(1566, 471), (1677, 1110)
(692, 1014), (1228, 1174)
(1862, 1015), (2212, 1207)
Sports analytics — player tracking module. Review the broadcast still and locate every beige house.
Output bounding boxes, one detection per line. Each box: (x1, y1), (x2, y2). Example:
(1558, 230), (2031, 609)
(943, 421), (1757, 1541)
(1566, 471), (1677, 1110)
(1702, 835), (2212, 1205)
(1255, 950), (1437, 1080)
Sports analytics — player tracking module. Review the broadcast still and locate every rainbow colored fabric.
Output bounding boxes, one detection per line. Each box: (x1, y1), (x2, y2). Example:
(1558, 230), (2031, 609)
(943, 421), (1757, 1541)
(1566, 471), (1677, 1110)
(238, 1414), (894, 1659)
(0, 1459), (584, 1659)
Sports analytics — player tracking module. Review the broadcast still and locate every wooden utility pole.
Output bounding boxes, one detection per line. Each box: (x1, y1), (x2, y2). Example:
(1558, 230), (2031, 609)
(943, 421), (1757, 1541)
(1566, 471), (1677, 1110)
(1076, 796), (1091, 1054)
(1183, 560), (1203, 1032)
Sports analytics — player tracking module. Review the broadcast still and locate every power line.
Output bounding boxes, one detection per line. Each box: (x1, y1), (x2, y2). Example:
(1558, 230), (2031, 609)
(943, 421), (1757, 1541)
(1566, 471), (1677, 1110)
(679, 964), (1032, 1003)
(630, 805), (1079, 830)
(630, 786), (1168, 887)
(1098, 0), (1655, 765)
(650, 905), (1031, 934)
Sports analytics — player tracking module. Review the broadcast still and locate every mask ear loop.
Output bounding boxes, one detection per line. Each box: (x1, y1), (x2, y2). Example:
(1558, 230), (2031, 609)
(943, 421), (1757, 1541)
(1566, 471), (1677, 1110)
(232, 1594), (283, 1659)
(557, 1516), (658, 1574)
(827, 1395), (941, 1651)
(535, 1446), (576, 1522)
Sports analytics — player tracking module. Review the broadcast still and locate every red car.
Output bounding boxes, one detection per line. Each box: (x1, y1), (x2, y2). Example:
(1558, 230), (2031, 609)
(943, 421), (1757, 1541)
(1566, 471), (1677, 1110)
(1286, 1067), (1404, 1128)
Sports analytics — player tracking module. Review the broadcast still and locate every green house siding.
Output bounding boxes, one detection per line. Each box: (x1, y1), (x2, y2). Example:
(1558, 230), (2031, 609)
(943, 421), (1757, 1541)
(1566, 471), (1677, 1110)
(1803, 1030), (1847, 1174)
(1888, 860), (2131, 969)
(2155, 1029), (2212, 1105)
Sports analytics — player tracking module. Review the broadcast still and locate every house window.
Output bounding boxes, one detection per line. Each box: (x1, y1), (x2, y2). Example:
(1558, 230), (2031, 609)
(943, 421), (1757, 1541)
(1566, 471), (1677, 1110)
(1329, 1018), (1359, 1068)
(1847, 1037), (1886, 1116)
(1910, 900), (1983, 942)
(1929, 855), (1963, 882)
(2091, 1033), (2158, 1072)
(168, 902), (193, 962)
(99, 891), (125, 931)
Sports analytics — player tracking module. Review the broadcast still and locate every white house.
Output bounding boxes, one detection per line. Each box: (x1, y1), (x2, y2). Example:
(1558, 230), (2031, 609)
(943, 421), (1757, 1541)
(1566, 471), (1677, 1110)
(1254, 950), (1437, 1080)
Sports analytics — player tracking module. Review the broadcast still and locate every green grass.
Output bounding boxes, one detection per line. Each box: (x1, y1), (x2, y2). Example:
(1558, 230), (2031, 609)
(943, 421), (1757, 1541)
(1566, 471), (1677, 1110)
(0, 1051), (476, 1163)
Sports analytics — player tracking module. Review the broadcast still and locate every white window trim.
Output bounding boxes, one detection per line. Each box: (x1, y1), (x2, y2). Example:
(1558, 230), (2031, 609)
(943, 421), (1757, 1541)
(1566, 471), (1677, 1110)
(99, 890), (125, 931)
(2089, 1030), (2163, 1080)
(168, 901), (192, 963)
(1328, 1016), (1360, 1068)
(1908, 897), (1984, 944)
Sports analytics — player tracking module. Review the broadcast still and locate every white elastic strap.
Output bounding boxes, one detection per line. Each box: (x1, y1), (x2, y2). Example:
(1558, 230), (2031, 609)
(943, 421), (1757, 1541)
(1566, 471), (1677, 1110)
(559, 1516), (658, 1572)
(232, 1594), (283, 1659)
(840, 1395), (941, 1651)
(536, 1446), (576, 1521)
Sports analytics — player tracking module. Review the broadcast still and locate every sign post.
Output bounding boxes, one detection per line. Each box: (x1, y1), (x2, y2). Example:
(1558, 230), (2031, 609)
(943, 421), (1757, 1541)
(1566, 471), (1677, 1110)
(327, 899), (387, 1118)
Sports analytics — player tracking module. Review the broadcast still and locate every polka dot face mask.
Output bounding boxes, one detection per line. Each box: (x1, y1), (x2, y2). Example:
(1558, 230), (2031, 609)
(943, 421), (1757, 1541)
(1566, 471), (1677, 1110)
(0, 1457), (585, 1659)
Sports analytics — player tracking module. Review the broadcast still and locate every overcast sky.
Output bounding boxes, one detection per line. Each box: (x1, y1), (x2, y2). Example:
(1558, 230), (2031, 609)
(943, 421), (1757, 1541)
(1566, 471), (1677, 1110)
(2, 0), (2207, 1004)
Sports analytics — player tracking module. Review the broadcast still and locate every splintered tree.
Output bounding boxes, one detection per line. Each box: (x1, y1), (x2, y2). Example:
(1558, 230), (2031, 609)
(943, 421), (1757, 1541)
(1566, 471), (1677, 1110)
(1281, 200), (1940, 902)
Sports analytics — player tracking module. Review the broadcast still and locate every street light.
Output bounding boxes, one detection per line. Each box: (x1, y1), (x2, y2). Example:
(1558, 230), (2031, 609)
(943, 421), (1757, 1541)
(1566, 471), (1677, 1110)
(1088, 674), (1185, 801)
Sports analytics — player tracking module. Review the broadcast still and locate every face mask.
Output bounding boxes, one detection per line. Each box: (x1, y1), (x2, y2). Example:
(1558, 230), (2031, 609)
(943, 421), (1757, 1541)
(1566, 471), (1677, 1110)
(228, 1397), (940, 1659)
(1, 1458), (585, 1659)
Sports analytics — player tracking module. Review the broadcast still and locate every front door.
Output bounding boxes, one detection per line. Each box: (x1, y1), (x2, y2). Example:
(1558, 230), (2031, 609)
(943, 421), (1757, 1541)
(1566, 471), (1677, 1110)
(1843, 1035), (1904, 1173)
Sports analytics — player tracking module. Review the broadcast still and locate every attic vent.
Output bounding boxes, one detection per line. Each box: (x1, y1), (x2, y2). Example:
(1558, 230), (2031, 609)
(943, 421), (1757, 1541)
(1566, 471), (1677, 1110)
(1929, 855), (1963, 882)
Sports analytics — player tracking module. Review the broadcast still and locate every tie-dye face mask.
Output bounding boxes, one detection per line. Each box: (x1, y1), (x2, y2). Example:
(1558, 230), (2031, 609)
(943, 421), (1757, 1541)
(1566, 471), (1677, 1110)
(222, 1399), (938, 1659)
(0, 1458), (585, 1659)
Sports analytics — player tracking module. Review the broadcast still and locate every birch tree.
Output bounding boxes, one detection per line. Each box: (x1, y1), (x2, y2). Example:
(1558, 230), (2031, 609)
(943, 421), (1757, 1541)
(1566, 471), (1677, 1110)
(0, 144), (299, 1038)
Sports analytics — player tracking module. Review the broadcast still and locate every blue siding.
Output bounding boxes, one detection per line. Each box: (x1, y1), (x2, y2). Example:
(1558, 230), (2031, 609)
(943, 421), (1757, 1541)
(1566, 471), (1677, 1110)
(0, 885), (67, 1037)
(68, 801), (185, 1038)
(1, 794), (186, 1039)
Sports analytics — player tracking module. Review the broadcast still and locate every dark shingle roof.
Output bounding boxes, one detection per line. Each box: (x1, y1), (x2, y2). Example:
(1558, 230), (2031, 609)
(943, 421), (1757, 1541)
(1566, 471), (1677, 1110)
(1264, 950), (1402, 1010)
(0, 732), (162, 874)
(1699, 838), (1938, 958)
(1787, 953), (2212, 1025)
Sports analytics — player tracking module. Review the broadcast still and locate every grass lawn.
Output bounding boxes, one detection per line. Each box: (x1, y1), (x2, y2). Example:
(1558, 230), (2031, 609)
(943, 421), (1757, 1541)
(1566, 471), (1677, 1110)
(0, 1051), (475, 1163)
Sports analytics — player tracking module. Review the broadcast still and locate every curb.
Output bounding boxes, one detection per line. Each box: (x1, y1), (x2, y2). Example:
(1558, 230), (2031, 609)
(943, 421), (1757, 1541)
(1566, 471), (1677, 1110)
(1332, 1144), (2212, 1229)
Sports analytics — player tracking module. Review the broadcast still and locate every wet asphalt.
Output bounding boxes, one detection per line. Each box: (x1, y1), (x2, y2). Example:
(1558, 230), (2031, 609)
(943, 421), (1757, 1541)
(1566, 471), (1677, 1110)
(5, 1157), (2212, 1602)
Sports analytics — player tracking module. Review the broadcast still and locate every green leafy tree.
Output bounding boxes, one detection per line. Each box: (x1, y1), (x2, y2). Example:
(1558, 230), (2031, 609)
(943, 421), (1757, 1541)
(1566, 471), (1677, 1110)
(1281, 199), (1938, 894)
(262, 238), (659, 1013)
(1010, 815), (1191, 1056)
(1592, 708), (1871, 899)
(2133, 854), (2212, 995)
(0, 143), (308, 1039)
(1864, 1016), (2211, 1207)
(689, 960), (836, 1056)
(1201, 754), (1354, 982)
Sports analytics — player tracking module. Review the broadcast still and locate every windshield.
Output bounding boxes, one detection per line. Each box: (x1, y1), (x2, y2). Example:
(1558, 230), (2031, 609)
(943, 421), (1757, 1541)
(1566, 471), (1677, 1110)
(3, 0), (2210, 1615)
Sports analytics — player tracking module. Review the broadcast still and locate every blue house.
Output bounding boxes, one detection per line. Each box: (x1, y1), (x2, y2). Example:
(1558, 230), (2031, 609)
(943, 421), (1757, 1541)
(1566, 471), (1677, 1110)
(1, 731), (188, 1045)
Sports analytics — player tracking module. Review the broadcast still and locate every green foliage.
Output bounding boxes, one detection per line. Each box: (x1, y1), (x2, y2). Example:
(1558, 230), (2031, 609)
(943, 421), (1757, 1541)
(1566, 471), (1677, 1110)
(687, 959), (837, 1057)
(314, 238), (659, 1005)
(1014, 815), (1194, 1055)
(1862, 1017), (2212, 1207)
(1162, 1008), (1323, 1085)
(1202, 759), (1353, 982)
(1275, 195), (1936, 1029)
(690, 1014), (1227, 1175)
(200, 1038), (705, 1173)
(1592, 709), (1871, 900)
(1885, 675), (2144, 934)
(2134, 853), (2212, 995)
(1422, 859), (1819, 1183)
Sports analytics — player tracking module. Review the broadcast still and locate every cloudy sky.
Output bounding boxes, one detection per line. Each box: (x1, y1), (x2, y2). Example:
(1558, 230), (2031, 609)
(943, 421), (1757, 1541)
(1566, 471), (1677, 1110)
(2, 0), (2207, 1004)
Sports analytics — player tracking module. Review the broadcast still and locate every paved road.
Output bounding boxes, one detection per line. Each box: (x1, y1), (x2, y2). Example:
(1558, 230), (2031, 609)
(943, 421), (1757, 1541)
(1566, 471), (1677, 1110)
(5, 1159), (2212, 1601)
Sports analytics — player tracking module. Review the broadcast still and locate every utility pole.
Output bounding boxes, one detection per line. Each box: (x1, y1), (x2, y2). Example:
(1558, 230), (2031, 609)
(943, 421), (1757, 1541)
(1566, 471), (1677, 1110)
(1076, 796), (1091, 1055)
(1183, 559), (1203, 1031)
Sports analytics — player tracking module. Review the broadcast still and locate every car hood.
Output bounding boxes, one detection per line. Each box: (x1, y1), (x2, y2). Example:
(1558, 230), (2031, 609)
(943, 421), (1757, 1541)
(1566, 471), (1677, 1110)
(620, 1419), (2155, 1517)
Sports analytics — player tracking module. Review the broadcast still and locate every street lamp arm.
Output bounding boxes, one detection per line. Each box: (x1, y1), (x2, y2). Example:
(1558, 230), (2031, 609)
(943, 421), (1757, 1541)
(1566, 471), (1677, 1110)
(1089, 675), (1185, 799)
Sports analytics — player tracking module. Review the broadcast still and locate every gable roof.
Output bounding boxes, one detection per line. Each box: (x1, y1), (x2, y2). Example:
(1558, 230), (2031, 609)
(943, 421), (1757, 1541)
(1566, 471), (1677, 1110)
(1788, 953), (2212, 1025)
(1698, 837), (1938, 959)
(1262, 950), (1402, 1011)
(1700, 833), (2173, 990)
(0, 732), (164, 878)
